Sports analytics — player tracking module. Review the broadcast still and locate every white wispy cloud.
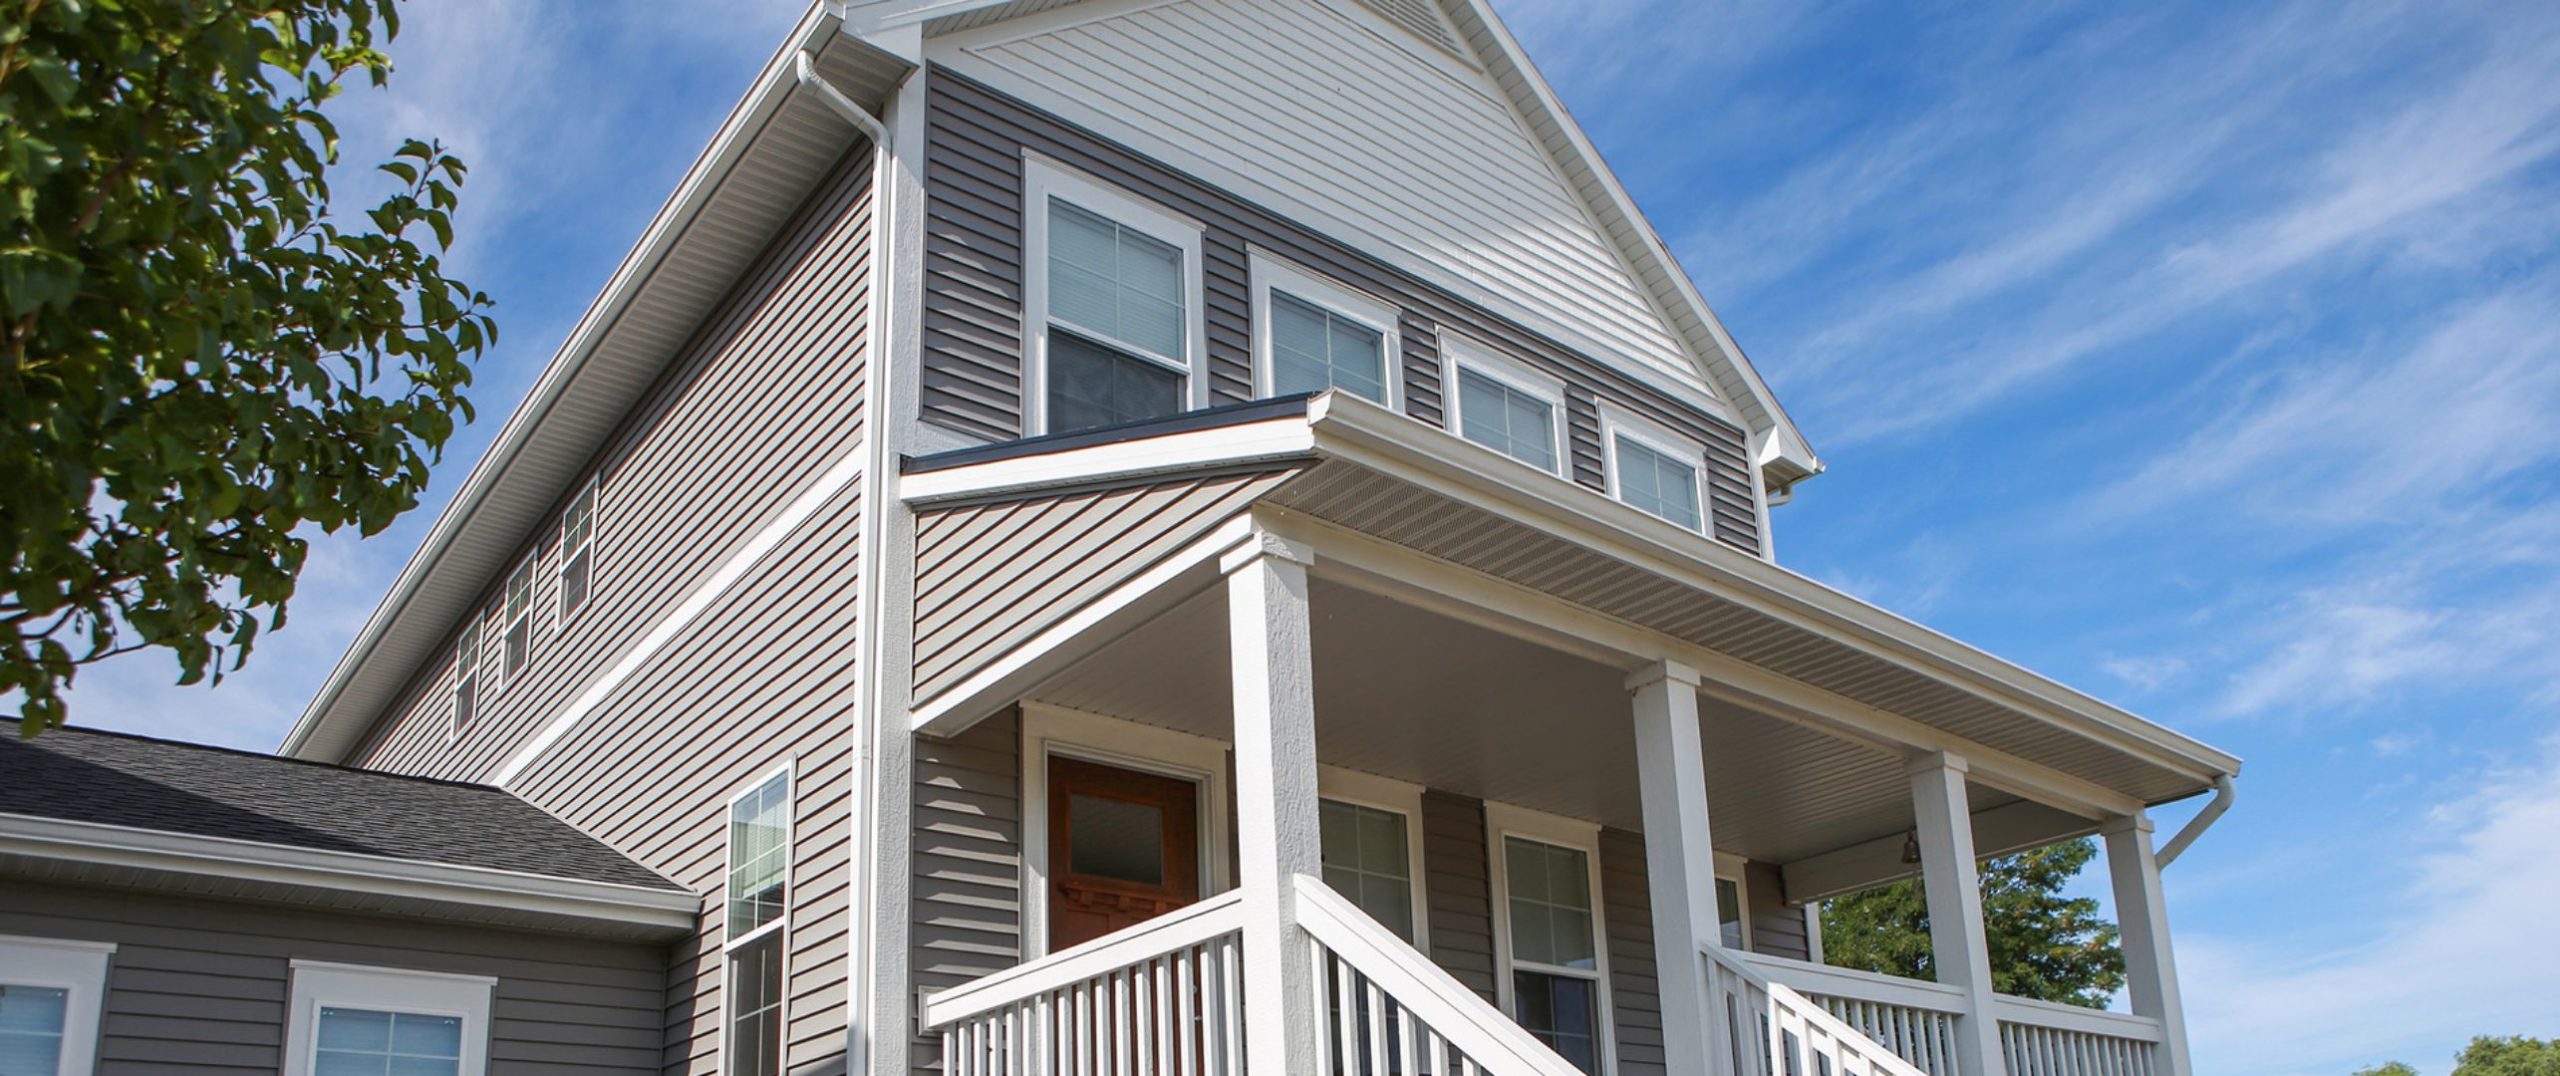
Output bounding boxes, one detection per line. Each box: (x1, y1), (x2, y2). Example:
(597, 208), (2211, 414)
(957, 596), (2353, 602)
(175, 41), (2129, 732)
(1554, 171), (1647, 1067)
(2182, 732), (2560, 1075)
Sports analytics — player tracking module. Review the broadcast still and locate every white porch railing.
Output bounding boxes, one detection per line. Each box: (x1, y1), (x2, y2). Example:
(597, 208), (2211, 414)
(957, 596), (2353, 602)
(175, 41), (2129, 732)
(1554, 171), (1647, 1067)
(1734, 952), (2167, 1076)
(1294, 874), (1587, 1076)
(1705, 945), (1933, 1076)
(920, 878), (1588, 1076)
(921, 890), (1249, 1075)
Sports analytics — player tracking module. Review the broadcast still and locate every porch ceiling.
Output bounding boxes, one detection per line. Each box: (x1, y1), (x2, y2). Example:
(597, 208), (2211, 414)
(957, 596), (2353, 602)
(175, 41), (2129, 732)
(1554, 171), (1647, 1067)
(1024, 577), (2039, 874)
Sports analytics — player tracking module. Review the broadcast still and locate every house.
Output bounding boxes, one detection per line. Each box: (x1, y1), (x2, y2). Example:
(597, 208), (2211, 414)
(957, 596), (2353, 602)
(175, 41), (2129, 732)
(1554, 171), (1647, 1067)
(0, 2), (2240, 1075)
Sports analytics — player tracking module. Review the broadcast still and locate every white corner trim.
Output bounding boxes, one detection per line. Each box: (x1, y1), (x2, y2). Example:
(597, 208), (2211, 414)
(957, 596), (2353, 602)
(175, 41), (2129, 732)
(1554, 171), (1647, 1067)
(0, 812), (698, 931)
(0, 934), (113, 1076)
(909, 514), (1256, 734)
(491, 448), (866, 786)
(1248, 247), (1404, 412)
(284, 961), (494, 1076)
(898, 416), (1316, 505)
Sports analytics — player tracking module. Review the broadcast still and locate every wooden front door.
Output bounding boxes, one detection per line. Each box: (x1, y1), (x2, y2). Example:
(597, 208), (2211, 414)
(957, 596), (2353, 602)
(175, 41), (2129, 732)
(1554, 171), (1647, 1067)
(1047, 756), (1200, 951)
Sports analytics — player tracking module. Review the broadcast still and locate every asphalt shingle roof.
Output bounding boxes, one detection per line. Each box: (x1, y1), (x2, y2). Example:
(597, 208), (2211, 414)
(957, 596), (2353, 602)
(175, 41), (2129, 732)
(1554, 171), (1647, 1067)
(0, 720), (682, 892)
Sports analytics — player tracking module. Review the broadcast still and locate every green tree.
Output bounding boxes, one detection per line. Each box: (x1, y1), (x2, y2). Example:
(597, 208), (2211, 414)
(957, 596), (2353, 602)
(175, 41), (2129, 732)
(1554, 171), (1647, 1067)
(2453, 1036), (2560, 1076)
(1, 0), (492, 734)
(1820, 838), (2127, 1007)
(2355, 1064), (2421, 1076)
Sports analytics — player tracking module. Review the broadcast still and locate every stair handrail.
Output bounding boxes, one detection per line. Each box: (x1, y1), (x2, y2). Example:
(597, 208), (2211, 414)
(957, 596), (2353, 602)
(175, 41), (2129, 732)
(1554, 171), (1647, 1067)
(1702, 941), (1933, 1076)
(1292, 873), (1588, 1076)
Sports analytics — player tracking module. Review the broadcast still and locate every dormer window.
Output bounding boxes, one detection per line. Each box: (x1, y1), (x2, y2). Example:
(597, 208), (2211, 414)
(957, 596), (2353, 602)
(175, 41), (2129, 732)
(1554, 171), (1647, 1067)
(1025, 159), (1205, 435)
(1250, 252), (1399, 408)
(1603, 406), (1708, 533)
(1445, 340), (1566, 476)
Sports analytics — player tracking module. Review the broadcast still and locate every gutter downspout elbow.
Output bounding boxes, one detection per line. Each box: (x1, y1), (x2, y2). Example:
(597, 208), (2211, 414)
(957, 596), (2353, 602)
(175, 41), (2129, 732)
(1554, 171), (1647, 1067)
(2155, 774), (2234, 868)
(795, 50), (889, 146)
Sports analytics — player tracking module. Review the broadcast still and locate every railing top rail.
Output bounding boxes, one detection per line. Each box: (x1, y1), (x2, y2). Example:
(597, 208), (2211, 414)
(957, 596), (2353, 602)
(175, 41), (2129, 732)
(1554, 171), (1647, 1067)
(1293, 874), (1587, 1076)
(1988, 994), (2166, 1042)
(920, 887), (1247, 1027)
(1734, 950), (1968, 1013)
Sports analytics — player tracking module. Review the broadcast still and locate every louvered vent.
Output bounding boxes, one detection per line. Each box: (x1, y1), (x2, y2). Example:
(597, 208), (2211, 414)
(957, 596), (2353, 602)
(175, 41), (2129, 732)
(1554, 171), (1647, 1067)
(1353, 0), (1466, 58)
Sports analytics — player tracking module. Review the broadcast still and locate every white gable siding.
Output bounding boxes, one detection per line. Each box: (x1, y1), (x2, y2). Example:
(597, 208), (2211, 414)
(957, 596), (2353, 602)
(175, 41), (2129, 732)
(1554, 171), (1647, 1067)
(932, 0), (1717, 403)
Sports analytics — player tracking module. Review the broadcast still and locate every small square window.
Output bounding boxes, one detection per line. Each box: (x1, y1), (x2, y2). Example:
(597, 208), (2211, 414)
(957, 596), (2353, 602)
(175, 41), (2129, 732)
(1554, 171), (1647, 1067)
(1613, 434), (1703, 531)
(1453, 364), (1561, 474)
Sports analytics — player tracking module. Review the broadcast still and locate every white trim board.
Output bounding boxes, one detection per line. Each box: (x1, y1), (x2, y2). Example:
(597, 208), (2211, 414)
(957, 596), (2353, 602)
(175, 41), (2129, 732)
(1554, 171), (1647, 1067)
(0, 812), (698, 933)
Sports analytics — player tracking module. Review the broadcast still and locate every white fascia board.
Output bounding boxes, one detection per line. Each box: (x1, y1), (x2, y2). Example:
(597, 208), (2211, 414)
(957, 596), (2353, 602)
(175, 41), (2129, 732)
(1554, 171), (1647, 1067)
(1303, 397), (2238, 783)
(0, 812), (701, 933)
(897, 416), (1317, 505)
(282, 4), (869, 760)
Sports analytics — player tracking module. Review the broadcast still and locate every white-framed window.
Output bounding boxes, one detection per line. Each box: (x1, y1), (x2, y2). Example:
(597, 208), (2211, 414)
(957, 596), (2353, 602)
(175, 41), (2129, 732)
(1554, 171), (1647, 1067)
(724, 766), (793, 1076)
(1023, 156), (1207, 436)
(1714, 855), (1753, 952)
(1487, 803), (1613, 1075)
(500, 557), (536, 676)
(556, 476), (600, 624)
(1249, 250), (1400, 409)
(477, 607), (506, 698)
(281, 960), (493, 1076)
(1316, 767), (1429, 946)
(1444, 339), (1568, 477)
(1601, 406), (1708, 533)
(449, 621), (480, 738)
(0, 936), (112, 1076)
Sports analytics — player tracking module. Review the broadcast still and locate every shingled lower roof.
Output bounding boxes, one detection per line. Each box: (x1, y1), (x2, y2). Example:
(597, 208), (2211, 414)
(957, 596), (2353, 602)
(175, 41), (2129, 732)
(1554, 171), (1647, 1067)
(0, 720), (678, 893)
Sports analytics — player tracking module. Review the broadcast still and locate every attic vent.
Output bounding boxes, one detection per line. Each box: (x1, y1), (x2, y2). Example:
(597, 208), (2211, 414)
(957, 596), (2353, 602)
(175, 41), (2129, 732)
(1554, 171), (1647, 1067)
(1353, 0), (1466, 58)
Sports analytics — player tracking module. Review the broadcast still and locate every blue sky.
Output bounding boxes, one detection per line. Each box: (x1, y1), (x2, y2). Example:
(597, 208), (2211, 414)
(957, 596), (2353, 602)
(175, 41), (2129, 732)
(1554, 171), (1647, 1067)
(50, 2), (2560, 1073)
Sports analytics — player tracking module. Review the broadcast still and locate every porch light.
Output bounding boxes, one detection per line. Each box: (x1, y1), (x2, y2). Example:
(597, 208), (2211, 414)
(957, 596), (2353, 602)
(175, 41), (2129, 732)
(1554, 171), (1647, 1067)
(1901, 828), (1922, 865)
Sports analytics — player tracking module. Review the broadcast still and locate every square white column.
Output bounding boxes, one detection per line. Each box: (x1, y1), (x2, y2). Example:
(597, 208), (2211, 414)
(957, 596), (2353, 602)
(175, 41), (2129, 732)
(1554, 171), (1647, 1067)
(1909, 752), (2005, 1076)
(2106, 813), (2193, 1076)
(1225, 530), (1324, 1073)
(1629, 660), (1723, 1076)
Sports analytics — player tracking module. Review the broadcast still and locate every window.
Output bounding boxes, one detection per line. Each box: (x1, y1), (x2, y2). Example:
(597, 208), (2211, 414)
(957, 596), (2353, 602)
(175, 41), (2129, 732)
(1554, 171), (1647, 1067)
(1604, 409), (1707, 533)
(501, 558), (535, 676)
(1489, 807), (1611, 1075)
(1026, 159), (1204, 435)
(1250, 252), (1399, 408)
(1320, 799), (1416, 941)
(478, 608), (506, 696)
(450, 622), (480, 736)
(1717, 876), (1748, 950)
(725, 768), (792, 1076)
(1446, 342), (1566, 475)
(0, 936), (111, 1076)
(557, 478), (598, 623)
(282, 961), (492, 1076)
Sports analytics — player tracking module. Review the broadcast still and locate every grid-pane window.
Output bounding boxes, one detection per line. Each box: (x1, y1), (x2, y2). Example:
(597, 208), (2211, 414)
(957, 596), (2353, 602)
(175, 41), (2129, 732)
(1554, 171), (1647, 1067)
(1615, 435), (1703, 531)
(728, 772), (791, 938)
(1505, 836), (1601, 1073)
(312, 1007), (463, 1076)
(502, 559), (535, 674)
(1270, 291), (1388, 404)
(0, 984), (67, 1076)
(1045, 197), (1187, 434)
(727, 934), (784, 1076)
(1319, 800), (1414, 941)
(451, 623), (479, 734)
(1457, 368), (1558, 472)
(559, 482), (597, 621)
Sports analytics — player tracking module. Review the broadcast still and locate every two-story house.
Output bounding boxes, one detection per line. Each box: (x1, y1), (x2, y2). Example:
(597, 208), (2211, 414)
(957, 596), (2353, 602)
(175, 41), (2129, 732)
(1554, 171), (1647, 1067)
(0, 2), (2239, 1075)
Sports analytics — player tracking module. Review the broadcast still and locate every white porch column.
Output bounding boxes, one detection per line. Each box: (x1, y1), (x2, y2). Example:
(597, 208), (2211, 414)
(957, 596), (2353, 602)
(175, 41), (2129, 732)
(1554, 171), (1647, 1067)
(2105, 813), (2194, 1076)
(1225, 530), (1325, 1074)
(1628, 661), (1723, 1076)
(1908, 752), (2005, 1076)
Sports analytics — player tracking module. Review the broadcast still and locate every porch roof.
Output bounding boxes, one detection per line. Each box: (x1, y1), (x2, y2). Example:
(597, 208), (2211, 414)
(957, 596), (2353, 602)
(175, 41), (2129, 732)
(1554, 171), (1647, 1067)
(901, 392), (2240, 823)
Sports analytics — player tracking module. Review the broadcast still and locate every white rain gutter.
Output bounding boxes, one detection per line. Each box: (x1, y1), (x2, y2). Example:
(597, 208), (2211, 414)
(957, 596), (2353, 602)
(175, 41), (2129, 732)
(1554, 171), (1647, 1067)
(2155, 774), (2235, 868)
(796, 50), (889, 143)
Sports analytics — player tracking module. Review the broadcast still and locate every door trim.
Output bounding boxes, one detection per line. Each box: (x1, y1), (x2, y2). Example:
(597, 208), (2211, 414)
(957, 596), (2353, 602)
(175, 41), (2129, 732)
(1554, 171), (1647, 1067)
(1021, 701), (1233, 960)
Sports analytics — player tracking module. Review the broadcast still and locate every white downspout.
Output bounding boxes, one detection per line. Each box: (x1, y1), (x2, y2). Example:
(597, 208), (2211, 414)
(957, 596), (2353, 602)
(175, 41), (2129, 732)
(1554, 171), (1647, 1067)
(2154, 774), (2235, 868)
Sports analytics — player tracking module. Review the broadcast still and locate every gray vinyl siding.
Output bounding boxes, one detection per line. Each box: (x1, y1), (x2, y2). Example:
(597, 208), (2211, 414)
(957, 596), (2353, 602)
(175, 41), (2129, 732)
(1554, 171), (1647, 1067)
(916, 68), (1763, 556)
(0, 880), (665, 1074)
(506, 484), (864, 1076)
(1420, 790), (1498, 1002)
(327, 148), (877, 1074)
(354, 146), (878, 783)
(908, 467), (1306, 702)
(1600, 828), (1664, 1076)
(909, 712), (1025, 1076)
(1747, 861), (1811, 960)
